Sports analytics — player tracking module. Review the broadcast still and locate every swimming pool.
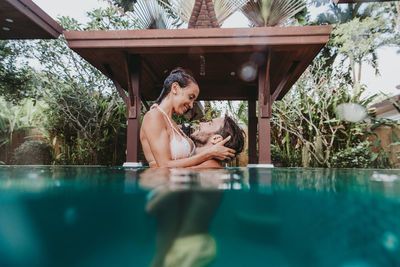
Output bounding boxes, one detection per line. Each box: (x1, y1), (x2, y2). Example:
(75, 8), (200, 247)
(1, 166), (399, 266)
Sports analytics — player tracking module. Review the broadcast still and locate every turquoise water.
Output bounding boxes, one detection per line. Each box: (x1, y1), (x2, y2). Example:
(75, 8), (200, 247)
(0, 166), (400, 267)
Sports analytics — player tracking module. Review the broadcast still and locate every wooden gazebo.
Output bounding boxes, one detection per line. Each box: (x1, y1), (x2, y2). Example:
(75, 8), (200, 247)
(0, 0), (63, 39)
(65, 25), (331, 166)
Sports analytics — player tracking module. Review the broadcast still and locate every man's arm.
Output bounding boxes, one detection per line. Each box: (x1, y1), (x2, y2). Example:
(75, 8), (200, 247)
(191, 159), (222, 168)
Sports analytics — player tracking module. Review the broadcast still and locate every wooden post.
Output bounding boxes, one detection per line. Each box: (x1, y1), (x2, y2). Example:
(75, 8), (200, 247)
(126, 55), (142, 163)
(248, 94), (257, 164)
(258, 53), (272, 164)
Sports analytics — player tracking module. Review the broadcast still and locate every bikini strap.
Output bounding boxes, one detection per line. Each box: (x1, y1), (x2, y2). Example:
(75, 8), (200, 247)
(156, 106), (195, 154)
(175, 124), (196, 154)
(156, 106), (181, 137)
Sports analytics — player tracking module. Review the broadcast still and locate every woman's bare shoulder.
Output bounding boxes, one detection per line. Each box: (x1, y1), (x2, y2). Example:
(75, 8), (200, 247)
(142, 109), (166, 130)
(143, 109), (162, 121)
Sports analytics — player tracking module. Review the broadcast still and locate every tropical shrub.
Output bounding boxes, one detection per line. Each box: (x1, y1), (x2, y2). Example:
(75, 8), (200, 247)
(332, 141), (375, 168)
(0, 98), (46, 163)
(270, 58), (395, 168)
(271, 144), (302, 167)
(13, 140), (53, 165)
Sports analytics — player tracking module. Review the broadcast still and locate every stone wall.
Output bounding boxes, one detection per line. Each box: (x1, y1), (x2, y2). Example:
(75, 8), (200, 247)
(370, 125), (400, 168)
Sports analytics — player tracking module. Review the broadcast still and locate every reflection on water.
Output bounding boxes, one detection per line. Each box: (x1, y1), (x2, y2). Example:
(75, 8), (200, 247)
(140, 168), (228, 267)
(0, 166), (400, 266)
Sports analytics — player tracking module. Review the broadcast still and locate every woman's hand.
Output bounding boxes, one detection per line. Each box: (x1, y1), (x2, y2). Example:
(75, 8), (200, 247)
(208, 136), (236, 161)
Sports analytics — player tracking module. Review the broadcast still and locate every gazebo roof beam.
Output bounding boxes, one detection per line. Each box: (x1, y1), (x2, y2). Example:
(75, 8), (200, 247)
(64, 26), (332, 101)
(334, 0), (397, 4)
(0, 0), (63, 39)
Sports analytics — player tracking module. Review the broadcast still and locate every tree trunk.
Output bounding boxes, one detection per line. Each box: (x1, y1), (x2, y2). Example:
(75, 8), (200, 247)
(395, 2), (400, 31)
(350, 56), (356, 85)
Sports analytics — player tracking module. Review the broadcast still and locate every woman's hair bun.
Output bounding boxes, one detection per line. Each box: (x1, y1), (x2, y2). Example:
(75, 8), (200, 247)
(169, 67), (187, 75)
(170, 67), (193, 77)
(155, 66), (197, 105)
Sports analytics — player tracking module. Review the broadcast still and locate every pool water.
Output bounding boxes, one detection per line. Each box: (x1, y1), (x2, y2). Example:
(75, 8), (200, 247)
(0, 166), (399, 267)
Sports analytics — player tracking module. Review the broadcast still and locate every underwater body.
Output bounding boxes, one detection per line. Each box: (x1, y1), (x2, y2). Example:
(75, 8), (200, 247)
(0, 166), (399, 267)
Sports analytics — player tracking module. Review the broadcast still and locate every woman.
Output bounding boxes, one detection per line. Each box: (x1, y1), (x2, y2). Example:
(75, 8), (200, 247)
(140, 68), (235, 167)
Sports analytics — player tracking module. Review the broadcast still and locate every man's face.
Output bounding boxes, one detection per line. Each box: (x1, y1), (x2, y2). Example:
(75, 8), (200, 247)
(191, 117), (224, 145)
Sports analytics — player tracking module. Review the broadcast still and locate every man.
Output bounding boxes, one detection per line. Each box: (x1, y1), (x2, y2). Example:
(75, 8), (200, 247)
(190, 115), (245, 168)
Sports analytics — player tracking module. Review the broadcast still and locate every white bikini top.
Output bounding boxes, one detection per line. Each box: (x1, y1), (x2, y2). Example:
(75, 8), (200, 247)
(157, 106), (196, 160)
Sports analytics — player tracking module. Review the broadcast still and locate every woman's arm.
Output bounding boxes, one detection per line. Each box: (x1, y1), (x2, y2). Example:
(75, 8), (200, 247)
(142, 111), (234, 168)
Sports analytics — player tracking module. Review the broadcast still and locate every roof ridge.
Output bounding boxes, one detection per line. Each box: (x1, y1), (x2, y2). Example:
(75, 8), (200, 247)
(188, 0), (220, 29)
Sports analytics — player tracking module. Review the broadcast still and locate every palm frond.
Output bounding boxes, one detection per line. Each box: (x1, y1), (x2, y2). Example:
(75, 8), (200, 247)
(241, 0), (306, 27)
(111, 0), (137, 12)
(158, 0), (195, 24)
(133, 0), (177, 29)
(213, 0), (248, 25)
(159, 0), (248, 26)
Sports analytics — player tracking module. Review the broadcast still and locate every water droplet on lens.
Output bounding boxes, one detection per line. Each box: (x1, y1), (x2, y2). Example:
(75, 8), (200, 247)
(233, 182), (242, 190)
(336, 103), (367, 122)
(382, 231), (399, 252)
(238, 62), (257, 82)
(64, 207), (77, 225)
(340, 260), (374, 267)
(28, 173), (38, 179)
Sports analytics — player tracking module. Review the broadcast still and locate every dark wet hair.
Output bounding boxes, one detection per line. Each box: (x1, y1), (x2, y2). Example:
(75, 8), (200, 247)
(155, 67), (198, 105)
(216, 116), (246, 158)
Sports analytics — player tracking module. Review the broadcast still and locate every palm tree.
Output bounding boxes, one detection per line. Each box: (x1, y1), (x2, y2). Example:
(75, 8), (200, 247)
(157, 0), (248, 28)
(309, 0), (392, 83)
(110, 0), (249, 29)
(109, 0), (138, 12)
(110, 0), (308, 29)
(240, 0), (306, 27)
(133, 0), (176, 29)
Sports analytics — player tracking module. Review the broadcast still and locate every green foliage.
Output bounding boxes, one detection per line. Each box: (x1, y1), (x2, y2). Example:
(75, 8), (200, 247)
(227, 101), (248, 126)
(84, 7), (138, 30)
(271, 144), (302, 167)
(309, 1), (396, 84)
(331, 141), (390, 168)
(311, 1), (375, 24)
(13, 140), (53, 165)
(202, 101), (221, 121)
(18, 7), (140, 165)
(332, 17), (389, 83)
(171, 113), (192, 125)
(271, 58), (395, 168)
(0, 41), (38, 104)
(111, 0), (138, 12)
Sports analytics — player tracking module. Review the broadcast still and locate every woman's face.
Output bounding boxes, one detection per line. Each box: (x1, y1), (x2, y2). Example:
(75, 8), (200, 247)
(172, 81), (199, 115)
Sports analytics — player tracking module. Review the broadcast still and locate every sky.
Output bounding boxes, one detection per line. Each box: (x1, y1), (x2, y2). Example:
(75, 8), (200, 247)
(32, 0), (400, 98)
